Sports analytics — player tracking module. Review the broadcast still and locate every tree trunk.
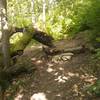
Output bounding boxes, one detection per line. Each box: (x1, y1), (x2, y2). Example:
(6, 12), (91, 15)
(0, 0), (11, 68)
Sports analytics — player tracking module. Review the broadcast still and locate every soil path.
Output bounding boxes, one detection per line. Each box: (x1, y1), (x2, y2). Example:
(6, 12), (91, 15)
(6, 33), (100, 100)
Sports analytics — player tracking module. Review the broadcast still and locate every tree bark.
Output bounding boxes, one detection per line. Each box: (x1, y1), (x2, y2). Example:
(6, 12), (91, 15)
(0, 0), (11, 68)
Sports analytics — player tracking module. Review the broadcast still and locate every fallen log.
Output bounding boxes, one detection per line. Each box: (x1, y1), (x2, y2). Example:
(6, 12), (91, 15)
(43, 45), (95, 56)
(0, 26), (54, 54)
(9, 26), (54, 47)
(63, 45), (86, 54)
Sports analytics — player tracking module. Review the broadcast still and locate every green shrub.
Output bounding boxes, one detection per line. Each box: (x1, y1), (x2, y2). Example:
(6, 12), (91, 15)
(87, 80), (100, 96)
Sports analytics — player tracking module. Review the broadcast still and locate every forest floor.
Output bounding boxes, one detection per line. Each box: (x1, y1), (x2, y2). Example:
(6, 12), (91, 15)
(5, 31), (100, 100)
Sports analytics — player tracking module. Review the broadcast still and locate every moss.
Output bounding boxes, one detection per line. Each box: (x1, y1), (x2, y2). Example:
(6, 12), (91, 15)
(10, 32), (33, 52)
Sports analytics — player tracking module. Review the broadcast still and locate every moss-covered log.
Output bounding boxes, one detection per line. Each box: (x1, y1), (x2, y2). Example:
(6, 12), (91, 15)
(0, 25), (54, 55)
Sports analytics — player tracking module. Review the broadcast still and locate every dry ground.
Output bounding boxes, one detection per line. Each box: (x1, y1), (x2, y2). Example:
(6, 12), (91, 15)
(5, 32), (100, 100)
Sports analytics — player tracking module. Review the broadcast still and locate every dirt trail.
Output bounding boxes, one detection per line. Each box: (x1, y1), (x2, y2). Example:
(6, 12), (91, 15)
(6, 32), (100, 100)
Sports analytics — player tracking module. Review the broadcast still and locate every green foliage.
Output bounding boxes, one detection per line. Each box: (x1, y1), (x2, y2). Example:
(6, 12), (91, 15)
(14, 17), (32, 27)
(87, 80), (100, 96)
(94, 49), (100, 60)
(6, 78), (26, 100)
(7, 0), (32, 27)
(0, 71), (11, 91)
(8, 0), (100, 41)
(10, 32), (32, 52)
(85, 1), (100, 30)
(44, 0), (100, 39)
(7, 0), (100, 41)
(96, 37), (100, 43)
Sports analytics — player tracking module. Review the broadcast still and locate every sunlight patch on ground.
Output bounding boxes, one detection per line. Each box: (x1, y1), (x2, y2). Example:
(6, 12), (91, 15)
(46, 63), (55, 73)
(31, 57), (37, 61)
(54, 72), (80, 83)
(56, 93), (61, 97)
(55, 75), (69, 83)
(59, 67), (64, 71)
(31, 58), (43, 65)
(31, 45), (36, 48)
(30, 92), (48, 100)
(14, 93), (23, 100)
(37, 46), (43, 49)
(54, 72), (59, 76)
(67, 72), (79, 77)
(80, 74), (97, 84)
(47, 67), (54, 73)
(36, 60), (43, 64)
(47, 63), (54, 67)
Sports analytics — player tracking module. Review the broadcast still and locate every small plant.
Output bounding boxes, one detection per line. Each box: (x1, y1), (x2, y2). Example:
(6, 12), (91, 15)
(87, 80), (100, 96)
(95, 49), (100, 60)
